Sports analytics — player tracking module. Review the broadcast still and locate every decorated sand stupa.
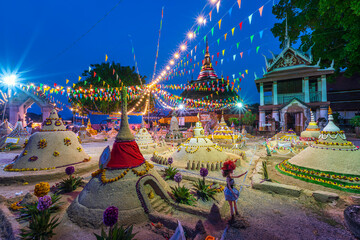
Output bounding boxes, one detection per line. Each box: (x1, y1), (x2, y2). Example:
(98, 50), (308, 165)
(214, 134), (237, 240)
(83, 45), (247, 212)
(277, 107), (360, 193)
(86, 119), (97, 136)
(107, 126), (118, 138)
(77, 124), (94, 143)
(67, 86), (171, 228)
(165, 112), (185, 143)
(210, 113), (241, 143)
(134, 120), (159, 154)
(168, 120), (229, 171)
(300, 111), (320, 140)
(0, 120), (13, 137)
(0, 121), (30, 148)
(4, 109), (90, 171)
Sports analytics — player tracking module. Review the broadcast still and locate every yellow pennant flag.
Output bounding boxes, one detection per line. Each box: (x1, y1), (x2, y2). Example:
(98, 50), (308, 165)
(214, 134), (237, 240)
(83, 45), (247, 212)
(105, 54), (108, 62)
(245, 69), (248, 74)
(218, 19), (222, 29)
(78, 76), (81, 81)
(66, 79), (69, 84)
(231, 27), (235, 36)
(224, 33), (227, 41)
(73, 84), (75, 88)
(103, 81), (105, 86)
(222, 49), (225, 56)
(60, 86), (64, 90)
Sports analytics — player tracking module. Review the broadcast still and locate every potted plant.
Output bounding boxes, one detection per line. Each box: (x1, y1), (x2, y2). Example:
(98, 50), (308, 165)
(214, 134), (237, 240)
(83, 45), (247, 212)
(350, 116), (360, 138)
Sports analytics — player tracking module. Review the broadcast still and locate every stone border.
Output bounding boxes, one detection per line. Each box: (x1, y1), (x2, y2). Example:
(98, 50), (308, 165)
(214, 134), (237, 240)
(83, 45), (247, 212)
(251, 160), (340, 203)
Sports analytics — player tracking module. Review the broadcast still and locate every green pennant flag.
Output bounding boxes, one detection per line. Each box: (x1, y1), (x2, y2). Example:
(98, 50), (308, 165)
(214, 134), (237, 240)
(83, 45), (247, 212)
(250, 35), (254, 43)
(211, 27), (214, 36)
(197, 26), (200, 33)
(98, 76), (101, 82)
(204, 36), (206, 43)
(217, 38), (220, 45)
(256, 46), (260, 53)
(236, 42), (240, 49)
(203, 49), (205, 55)
(84, 81), (87, 85)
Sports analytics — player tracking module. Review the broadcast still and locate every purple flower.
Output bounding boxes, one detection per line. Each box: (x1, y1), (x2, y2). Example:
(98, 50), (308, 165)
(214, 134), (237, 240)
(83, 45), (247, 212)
(168, 157), (173, 165)
(174, 173), (182, 183)
(103, 206), (118, 227)
(65, 166), (75, 175)
(200, 168), (208, 178)
(37, 195), (52, 211)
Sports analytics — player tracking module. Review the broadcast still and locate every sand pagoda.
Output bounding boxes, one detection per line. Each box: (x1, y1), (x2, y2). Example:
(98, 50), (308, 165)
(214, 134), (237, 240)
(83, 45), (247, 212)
(67, 86), (171, 228)
(86, 119), (97, 136)
(210, 113), (240, 144)
(0, 120), (13, 137)
(165, 112), (185, 143)
(77, 123), (94, 143)
(300, 111), (320, 140)
(170, 120), (229, 171)
(107, 126), (118, 138)
(5, 109), (90, 171)
(0, 121), (30, 148)
(277, 107), (360, 193)
(134, 119), (159, 154)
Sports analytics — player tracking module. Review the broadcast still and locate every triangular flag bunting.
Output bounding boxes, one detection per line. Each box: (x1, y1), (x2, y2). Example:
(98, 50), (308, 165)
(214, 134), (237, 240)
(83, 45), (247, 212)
(66, 79), (69, 84)
(250, 35), (254, 43)
(259, 30), (264, 39)
(239, 21), (243, 30)
(218, 19), (222, 29)
(248, 14), (253, 24)
(233, 54), (236, 61)
(209, 11), (212, 21)
(259, 6), (264, 16)
(237, 0), (241, 8)
(222, 49), (225, 56)
(217, 38), (220, 45)
(224, 33), (227, 41)
(78, 76), (81, 81)
(105, 54), (108, 62)
(229, 7), (233, 17)
(231, 27), (235, 36)
(211, 27), (214, 36)
(216, 0), (220, 13)
(256, 46), (260, 53)
(236, 42), (240, 49)
(240, 52), (243, 58)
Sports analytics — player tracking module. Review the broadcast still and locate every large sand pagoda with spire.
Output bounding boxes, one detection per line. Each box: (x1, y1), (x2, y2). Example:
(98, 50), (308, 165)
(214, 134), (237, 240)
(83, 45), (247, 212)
(210, 113), (241, 144)
(67, 86), (171, 228)
(277, 108), (360, 193)
(5, 109), (90, 171)
(180, 38), (238, 102)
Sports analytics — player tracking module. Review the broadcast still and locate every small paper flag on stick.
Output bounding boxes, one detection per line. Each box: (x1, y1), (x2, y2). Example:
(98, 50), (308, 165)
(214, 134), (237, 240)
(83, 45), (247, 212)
(259, 6), (264, 16)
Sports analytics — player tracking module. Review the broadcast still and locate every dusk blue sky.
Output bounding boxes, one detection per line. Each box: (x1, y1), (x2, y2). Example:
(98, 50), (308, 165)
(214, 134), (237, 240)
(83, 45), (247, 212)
(0, 0), (283, 118)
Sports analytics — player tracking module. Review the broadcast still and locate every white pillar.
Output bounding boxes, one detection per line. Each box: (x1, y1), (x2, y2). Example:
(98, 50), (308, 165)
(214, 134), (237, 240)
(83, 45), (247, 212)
(273, 81), (278, 105)
(321, 75), (327, 102)
(259, 110), (265, 130)
(260, 83), (264, 106)
(304, 77), (309, 103)
(272, 109), (279, 121)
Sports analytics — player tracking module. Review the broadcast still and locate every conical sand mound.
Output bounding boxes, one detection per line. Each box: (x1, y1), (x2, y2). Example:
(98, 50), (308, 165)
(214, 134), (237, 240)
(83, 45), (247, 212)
(301, 111), (320, 139)
(0, 120), (13, 136)
(67, 86), (171, 228)
(277, 108), (360, 193)
(0, 121), (30, 148)
(6, 109), (90, 171)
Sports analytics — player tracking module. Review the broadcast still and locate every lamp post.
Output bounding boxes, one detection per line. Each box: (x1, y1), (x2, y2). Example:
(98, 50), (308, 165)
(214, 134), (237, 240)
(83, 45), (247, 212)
(1, 74), (17, 122)
(237, 102), (243, 134)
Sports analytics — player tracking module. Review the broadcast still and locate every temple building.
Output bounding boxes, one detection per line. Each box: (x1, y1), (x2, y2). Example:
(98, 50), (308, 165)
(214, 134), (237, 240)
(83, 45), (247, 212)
(180, 38), (238, 102)
(255, 29), (334, 134)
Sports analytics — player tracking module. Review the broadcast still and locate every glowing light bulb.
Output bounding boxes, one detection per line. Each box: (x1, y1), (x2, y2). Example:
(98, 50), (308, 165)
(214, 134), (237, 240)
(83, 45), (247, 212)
(237, 102), (243, 108)
(187, 32), (194, 39)
(170, 60), (175, 65)
(180, 44), (186, 51)
(166, 66), (170, 70)
(174, 53), (179, 59)
(197, 16), (204, 24)
(210, 0), (218, 4)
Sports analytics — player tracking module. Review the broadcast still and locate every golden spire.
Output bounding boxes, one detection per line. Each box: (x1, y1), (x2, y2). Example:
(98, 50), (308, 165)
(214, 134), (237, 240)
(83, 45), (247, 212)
(328, 106), (332, 115)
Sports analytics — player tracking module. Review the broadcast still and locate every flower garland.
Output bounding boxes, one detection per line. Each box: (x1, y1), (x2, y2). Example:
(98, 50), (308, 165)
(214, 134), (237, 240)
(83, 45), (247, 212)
(321, 130), (344, 134)
(91, 161), (154, 184)
(10, 201), (24, 211)
(64, 137), (71, 146)
(318, 132), (346, 141)
(22, 150), (28, 156)
(185, 146), (199, 154)
(53, 151), (60, 157)
(4, 164), (56, 172)
(315, 140), (353, 146)
(276, 159), (360, 193)
(23, 139), (28, 148)
(310, 145), (359, 151)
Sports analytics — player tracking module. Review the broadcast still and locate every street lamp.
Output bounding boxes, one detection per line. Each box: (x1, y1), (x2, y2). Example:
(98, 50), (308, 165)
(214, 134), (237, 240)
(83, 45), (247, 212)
(1, 73), (18, 121)
(237, 102), (243, 134)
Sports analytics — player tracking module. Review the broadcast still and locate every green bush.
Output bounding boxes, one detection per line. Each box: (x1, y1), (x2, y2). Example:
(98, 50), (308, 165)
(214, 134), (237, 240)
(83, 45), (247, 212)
(192, 179), (217, 201)
(350, 116), (360, 127)
(57, 176), (84, 193)
(228, 117), (239, 126)
(171, 186), (196, 205)
(94, 224), (137, 240)
(164, 166), (179, 180)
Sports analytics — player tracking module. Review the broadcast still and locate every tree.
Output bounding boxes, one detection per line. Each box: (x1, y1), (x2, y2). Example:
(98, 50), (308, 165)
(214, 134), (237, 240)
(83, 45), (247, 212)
(69, 62), (147, 114)
(242, 111), (256, 126)
(271, 0), (360, 77)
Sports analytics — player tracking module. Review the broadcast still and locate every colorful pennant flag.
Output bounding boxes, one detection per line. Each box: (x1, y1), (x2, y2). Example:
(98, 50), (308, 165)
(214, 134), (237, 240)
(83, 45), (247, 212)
(248, 14), (253, 24)
(224, 33), (227, 41)
(250, 35), (254, 43)
(216, 0), (220, 13)
(209, 10), (212, 21)
(105, 54), (108, 62)
(259, 6), (264, 16)
(239, 21), (243, 30)
(218, 19), (222, 29)
(231, 27), (235, 36)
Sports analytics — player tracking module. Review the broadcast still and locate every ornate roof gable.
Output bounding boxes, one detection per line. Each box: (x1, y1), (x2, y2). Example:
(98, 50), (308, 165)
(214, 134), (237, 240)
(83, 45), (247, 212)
(266, 47), (312, 72)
